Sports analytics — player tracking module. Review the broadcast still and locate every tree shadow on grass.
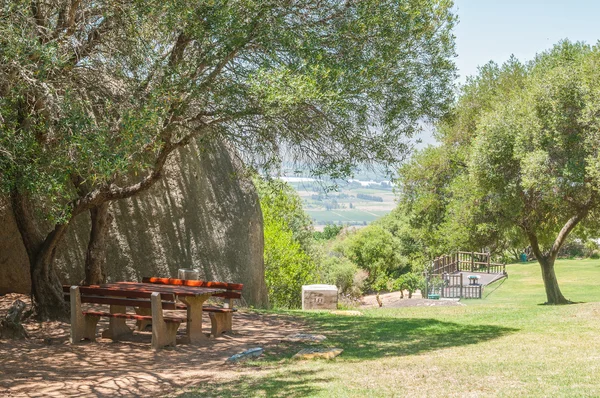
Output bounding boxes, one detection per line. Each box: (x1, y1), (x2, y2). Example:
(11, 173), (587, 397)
(292, 315), (519, 361)
(178, 315), (519, 397)
(178, 369), (325, 398)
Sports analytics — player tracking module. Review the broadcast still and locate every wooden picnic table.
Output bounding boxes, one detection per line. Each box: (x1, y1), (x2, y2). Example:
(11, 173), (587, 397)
(99, 282), (226, 343)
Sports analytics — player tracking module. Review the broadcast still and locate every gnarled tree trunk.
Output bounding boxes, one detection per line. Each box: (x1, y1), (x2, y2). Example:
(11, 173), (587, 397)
(11, 192), (70, 320)
(84, 203), (113, 285)
(525, 211), (587, 305)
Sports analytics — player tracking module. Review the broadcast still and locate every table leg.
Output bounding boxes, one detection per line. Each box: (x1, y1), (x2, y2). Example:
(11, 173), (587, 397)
(101, 305), (132, 340)
(180, 294), (213, 344)
(135, 307), (152, 331)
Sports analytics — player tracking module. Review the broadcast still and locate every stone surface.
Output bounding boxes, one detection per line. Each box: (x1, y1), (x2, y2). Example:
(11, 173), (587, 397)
(0, 199), (31, 295)
(283, 333), (327, 343)
(0, 140), (268, 308)
(302, 284), (338, 310)
(293, 348), (343, 360)
(330, 310), (362, 316)
(226, 347), (263, 363)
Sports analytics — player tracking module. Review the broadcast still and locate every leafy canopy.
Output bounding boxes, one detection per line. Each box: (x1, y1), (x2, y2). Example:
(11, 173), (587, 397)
(0, 0), (457, 222)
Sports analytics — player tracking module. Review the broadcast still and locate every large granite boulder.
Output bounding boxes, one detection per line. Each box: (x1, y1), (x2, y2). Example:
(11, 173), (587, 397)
(0, 140), (268, 308)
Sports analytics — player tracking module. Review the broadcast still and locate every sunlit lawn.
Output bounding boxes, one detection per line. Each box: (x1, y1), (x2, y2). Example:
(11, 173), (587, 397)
(181, 259), (600, 397)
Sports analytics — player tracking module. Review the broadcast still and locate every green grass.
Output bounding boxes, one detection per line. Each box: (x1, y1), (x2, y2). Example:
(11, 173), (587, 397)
(181, 259), (600, 397)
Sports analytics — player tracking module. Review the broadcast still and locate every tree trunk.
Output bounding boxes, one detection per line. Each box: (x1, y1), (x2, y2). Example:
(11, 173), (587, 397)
(11, 192), (70, 320)
(538, 257), (570, 305)
(84, 203), (113, 285)
(29, 224), (70, 320)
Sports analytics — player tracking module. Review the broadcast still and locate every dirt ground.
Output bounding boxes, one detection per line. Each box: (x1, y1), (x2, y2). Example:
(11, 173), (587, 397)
(0, 294), (308, 398)
(360, 290), (464, 308)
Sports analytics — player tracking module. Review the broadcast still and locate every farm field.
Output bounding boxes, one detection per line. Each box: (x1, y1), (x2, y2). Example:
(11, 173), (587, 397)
(182, 259), (600, 397)
(285, 179), (397, 228)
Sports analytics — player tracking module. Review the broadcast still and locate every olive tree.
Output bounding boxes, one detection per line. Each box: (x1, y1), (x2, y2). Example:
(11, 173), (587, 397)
(400, 41), (600, 304)
(0, 0), (457, 318)
(468, 42), (600, 304)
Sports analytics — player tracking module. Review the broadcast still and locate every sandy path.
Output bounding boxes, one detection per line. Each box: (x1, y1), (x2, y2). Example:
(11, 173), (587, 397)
(0, 294), (306, 397)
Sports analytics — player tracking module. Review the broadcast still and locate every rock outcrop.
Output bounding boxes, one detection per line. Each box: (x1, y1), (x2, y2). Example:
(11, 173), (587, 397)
(0, 140), (268, 308)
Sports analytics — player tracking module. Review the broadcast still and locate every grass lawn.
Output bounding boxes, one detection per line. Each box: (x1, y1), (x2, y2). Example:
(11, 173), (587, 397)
(181, 259), (600, 397)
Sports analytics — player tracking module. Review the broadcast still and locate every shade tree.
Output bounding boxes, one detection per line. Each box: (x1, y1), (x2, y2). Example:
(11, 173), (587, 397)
(0, 0), (457, 318)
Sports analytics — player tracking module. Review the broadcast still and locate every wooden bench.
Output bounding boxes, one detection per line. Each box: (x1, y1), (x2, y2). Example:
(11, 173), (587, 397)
(142, 277), (243, 336)
(67, 286), (183, 350)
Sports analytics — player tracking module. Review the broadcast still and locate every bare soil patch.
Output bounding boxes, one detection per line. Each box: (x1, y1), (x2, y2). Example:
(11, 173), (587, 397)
(360, 290), (464, 309)
(0, 294), (307, 397)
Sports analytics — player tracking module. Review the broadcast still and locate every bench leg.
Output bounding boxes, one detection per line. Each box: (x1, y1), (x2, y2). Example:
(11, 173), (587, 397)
(209, 312), (233, 336)
(101, 305), (132, 340)
(70, 286), (85, 344)
(135, 307), (152, 331)
(151, 292), (180, 350)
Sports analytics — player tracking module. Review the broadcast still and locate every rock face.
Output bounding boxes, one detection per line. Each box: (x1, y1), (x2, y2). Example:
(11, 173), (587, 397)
(0, 140), (268, 308)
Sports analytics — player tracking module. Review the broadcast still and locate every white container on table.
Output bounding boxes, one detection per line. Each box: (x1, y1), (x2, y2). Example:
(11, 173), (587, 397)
(178, 268), (199, 280)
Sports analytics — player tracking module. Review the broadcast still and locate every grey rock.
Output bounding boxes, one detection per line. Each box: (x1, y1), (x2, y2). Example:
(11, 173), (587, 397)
(0, 140), (268, 307)
(226, 347), (264, 363)
(283, 333), (327, 343)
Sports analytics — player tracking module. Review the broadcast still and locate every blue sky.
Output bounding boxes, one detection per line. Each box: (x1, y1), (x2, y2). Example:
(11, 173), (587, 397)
(454, 0), (600, 82)
(417, 0), (600, 146)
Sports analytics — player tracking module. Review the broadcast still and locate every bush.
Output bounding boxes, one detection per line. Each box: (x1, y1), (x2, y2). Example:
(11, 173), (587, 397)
(591, 250), (600, 259)
(264, 217), (318, 308)
(338, 225), (405, 291)
(558, 238), (585, 258)
(392, 272), (423, 298)
(256, 178), (320, 308)
(321, 256), (358, 295)
(314, 224), (344, 241)
(352, 269), (369, 297)
(583, 240), (599, 257)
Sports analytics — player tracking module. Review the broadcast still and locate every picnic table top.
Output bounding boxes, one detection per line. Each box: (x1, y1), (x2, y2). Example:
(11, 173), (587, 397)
(98, 282), (226, 297)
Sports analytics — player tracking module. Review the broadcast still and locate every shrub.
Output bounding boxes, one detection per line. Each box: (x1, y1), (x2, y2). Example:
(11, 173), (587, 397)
(394, 272), (424, 298)
(264, 217), (318, 308)
(314, 224), (344, 241)
(256, 178), (320, 308)
(558, 238), (585, 258)
(321, 256), (358, 295)
(351, 269), (369, 297)
(583, 240), (599, 257)
(339, 225), (405, 291)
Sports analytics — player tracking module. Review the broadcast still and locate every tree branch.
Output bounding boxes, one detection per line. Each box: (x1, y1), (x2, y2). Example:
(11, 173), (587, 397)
(65, 0), (82, 35)
(68, 16), (113, 66)
(523, 227), (545, 262)
(549, 210), (589, 261)
(168, 32), (191, 67)
(30, 1), (46, 35)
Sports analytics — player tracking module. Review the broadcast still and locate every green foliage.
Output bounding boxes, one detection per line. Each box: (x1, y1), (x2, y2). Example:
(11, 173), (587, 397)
(256, 178), (319, 308)
(398, 40), (600, 303)
(337, 225), (406, 291)
(263, 216), (318, 309)
(320, 256), (359, 296)
(313, 224), (344, 241)
(393, 272), (423, 297)
(0, 0), (458, 222)
(255, 179), (314, 253)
